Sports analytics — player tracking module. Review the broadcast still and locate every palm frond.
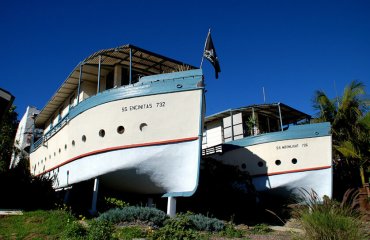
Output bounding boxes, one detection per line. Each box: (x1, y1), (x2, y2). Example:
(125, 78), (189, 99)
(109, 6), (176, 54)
(335, 141), (361, 159)
(312, 90), (336, 122)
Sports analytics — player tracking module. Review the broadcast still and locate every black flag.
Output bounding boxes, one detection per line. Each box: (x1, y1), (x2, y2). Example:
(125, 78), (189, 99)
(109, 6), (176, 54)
(203, 31), (221, 79)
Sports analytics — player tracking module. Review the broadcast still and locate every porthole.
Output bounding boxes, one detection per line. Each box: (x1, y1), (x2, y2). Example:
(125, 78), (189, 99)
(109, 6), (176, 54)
(59, 148), (61, 153)
(258, 161), (264, 167)
(45, 157), (46, 162)
(275, 160), (281, 166)
(65, 144), (67, 150)
(117, 126), (125, 134)
(139, 123), (147, 131)
(292, 158), (297, 164)
(241, 163), (246, 169)
(54, 152), (56, 156)
(82, 135), (86, 142)
(72, 140), (75, 146)
(99, 129), (105, 137)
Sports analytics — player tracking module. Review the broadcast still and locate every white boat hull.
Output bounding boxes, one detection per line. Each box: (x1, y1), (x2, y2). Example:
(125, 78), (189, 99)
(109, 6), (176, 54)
(252, 167), (332, 200)
(30, 70), (204, 197)
(213, 123), (333, 200)
(48, 138), (200, 194)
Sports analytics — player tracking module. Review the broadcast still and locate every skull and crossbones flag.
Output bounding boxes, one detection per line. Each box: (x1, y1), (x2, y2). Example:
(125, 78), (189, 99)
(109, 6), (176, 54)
(202, 30), (221, 79)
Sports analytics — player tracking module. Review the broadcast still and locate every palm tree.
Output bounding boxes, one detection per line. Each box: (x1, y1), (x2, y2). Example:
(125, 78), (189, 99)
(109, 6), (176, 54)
(313, 80), (369, 187)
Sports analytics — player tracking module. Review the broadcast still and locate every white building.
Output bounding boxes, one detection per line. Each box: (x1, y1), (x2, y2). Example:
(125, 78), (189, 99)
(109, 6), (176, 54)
(10, 106), (40, 168)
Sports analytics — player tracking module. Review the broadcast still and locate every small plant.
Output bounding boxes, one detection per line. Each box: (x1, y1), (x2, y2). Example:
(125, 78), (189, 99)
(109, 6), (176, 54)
(246, 116), (257, 136)
(104, 197), (129, 209)
(87, 219), (115, 240)
(250, 223), (272, 234)
(98, 206), (168, 227)
(55, 203), (71, 211)
(219, 223), (244, 238)
(62, 221), (87, 240)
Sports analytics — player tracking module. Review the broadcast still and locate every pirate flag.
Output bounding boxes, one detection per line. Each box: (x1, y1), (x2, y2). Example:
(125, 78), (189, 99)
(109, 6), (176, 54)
(203, 31), (221, 79)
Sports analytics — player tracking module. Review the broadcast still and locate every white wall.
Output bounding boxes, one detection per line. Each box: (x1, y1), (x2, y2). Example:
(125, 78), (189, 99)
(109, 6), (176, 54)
(80, 81), (97, 101)
(202, 120), (223, 148)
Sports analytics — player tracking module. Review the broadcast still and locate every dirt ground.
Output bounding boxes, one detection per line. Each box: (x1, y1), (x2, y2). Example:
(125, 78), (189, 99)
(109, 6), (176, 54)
(209, 219), (304, 240)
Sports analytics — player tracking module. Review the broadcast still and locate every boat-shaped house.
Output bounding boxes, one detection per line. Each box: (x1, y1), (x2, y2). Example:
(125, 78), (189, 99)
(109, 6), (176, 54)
(30, 45), (205, 213)
(202, 103), (332, 201)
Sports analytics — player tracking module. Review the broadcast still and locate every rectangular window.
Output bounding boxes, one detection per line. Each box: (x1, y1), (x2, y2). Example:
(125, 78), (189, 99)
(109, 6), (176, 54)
(106, 71), (114, 89)
(121, 67), (130, 86)
(69, 94), (75, 109)
(58, 109), (62, 122)
(202, 127), (207, 144)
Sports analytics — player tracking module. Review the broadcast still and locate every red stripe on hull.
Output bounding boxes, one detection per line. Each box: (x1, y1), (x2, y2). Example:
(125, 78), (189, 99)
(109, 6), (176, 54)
(36, 136), (199, 177)
(252, 165), (331, 178)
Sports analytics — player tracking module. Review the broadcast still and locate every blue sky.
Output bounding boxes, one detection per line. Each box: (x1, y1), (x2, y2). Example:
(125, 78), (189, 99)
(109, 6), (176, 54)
(1, 0), (369, 119)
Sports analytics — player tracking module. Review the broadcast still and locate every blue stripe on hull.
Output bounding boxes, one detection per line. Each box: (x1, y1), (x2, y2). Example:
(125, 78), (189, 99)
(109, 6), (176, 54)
(224, 122), (331, 150)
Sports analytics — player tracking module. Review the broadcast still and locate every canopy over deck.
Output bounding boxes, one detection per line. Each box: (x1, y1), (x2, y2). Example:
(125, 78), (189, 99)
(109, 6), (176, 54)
(35, 44), (197, 127)
(205, 103), (311, 126)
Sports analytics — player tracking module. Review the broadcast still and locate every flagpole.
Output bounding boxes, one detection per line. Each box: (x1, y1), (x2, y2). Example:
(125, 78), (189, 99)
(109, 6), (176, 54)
(200, 29), (211, 69)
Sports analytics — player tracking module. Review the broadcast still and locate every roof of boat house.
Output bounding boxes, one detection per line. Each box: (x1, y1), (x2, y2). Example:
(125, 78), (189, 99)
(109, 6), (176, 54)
(35, 44), (197, 127)
(205, 103), (311, 126)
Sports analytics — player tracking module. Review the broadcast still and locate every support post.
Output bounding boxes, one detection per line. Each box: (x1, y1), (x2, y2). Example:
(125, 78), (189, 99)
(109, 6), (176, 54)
(63, 190), (70, 204)
(129, 48), (132, 84)
(114, 65), (122, 87)
(277, 103), (283, 131)
(229, 110), (234, 140)
(166, 197), (176, 217)
(77, 64), (83, 104)
(252, 107), (256, 135)
(90, 178), (99, 215)
(147, 197), (154, 208)
(97, 55), (101, 93)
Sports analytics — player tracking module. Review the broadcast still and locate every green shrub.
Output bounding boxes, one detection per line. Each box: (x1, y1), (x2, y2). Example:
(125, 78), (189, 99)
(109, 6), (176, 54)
(62, 221), (87, 240)
(150, 214), (202, 240)
(300, 210), (364, 240)
(219, 223), (244, 238)
(187, 213), (225, 231)
(150, 213), (226, 240)
(250, 223), (272, 234)
(296, 189), (366, 240)
(104, 197), (129, 209)
(98, 206), (168, 227)
(114, 226), (148, 240)
(87, 220), (115, 240)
